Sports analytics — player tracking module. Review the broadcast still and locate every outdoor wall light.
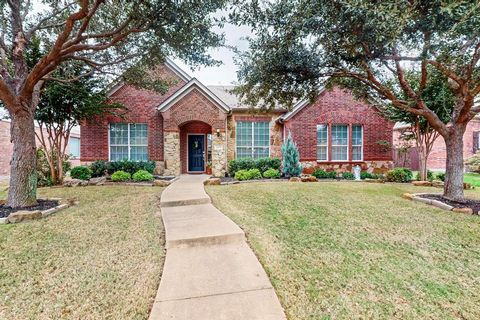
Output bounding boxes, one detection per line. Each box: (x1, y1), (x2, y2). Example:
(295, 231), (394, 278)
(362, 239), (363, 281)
(216, 128), (221, 137)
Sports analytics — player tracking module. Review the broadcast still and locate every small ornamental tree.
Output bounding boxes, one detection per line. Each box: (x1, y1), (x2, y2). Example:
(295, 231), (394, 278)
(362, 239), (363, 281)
(281, 132), (302, 177)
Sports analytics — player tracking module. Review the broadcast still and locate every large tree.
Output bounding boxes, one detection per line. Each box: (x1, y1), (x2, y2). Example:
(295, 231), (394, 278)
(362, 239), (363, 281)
(381, 68), (454, 181)
(233, 0), (480, 201)
(0, 0), (227, 207)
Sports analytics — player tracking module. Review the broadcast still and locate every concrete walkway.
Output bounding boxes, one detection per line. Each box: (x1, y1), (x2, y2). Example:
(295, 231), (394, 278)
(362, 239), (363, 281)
(150, 174), (286, 320)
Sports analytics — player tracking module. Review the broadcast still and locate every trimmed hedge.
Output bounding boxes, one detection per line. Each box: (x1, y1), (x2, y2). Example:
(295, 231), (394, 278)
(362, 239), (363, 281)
(263, 168), (281, 179)
(385, 167), (413, 183)
(71, 166), (92, 181)
(360, 171), (380, 180)
(132, 170), (154, 182)
(228, 157), (281, 176)
(111, 170), (131, 182)
(235, 168), (263, 181)
(89, 160), (156, 176)
(342, 172), (355, 180)
(312, 169), (337, 179)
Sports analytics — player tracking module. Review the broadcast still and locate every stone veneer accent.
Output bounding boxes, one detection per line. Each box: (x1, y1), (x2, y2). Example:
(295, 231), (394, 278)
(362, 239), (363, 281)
(301, 160), (394, 174)
(164, 132), (180, 176)
(212, 132), (227, 177)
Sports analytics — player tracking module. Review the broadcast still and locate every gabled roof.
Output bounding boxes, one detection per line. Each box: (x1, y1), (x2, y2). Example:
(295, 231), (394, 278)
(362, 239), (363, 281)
(157, 78), (231, 113)
(107, 57), (192, 97)
(278, 87), (326, 122)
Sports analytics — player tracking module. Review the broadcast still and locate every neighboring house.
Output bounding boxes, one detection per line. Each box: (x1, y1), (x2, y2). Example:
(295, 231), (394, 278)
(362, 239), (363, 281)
(0, 119), (81, 176)
(393, 119), (480, 171)
(80, 59), (394, 176)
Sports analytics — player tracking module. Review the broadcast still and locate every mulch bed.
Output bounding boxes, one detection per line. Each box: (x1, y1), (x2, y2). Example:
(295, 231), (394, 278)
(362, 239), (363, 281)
(418, 194), (480, 214)
(0, 199), (59, 218)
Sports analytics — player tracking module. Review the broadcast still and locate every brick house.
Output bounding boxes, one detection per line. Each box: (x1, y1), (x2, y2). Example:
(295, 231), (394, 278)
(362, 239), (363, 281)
(393, 120), (480, 171)
(81, 59), (394, 176)
(0, 119), (81, 177)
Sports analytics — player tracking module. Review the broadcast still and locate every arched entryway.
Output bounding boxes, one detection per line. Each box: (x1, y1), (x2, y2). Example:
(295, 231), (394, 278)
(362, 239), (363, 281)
(179, 121), (212, 173)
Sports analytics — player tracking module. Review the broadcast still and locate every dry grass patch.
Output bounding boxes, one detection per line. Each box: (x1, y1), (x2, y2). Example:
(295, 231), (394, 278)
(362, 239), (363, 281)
(0, 185), (165, 320)
(207, 182), (480, 320)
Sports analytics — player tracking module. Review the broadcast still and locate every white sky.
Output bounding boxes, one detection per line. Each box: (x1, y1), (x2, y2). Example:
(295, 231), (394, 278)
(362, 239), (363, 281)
(173, 22), (251, 85)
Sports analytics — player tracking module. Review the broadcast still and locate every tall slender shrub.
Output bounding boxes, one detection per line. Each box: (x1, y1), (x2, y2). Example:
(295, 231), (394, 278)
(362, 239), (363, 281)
(281, 132), (302, 177)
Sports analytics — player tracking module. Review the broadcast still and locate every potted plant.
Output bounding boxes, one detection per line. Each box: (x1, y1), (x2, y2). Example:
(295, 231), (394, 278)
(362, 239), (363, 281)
(206, 161), (212, 175)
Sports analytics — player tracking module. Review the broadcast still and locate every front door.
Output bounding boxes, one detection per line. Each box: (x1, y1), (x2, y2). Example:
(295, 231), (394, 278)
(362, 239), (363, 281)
(188, 135), (205, 172)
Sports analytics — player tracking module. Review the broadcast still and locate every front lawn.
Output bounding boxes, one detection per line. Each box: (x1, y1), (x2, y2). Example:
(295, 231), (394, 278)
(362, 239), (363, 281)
(0, 185), (164, 320)
(464, 172), (480, 187)
(207, 182), (480, 319)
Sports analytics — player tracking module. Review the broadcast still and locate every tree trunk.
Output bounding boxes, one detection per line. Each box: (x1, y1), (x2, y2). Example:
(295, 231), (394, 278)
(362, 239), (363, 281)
(7, 109), (38, 208)
(443, 125), (467, 201)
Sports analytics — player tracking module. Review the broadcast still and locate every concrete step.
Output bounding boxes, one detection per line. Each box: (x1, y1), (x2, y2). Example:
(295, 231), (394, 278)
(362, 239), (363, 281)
(161, 204), (245, 249)
(149, 288), (286, 320)
(155, 242), (274, 302)
(160, 197), (211, 208)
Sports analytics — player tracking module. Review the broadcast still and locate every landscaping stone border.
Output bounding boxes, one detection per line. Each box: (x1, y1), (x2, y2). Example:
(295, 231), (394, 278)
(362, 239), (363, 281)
(0, 197), (76, 225)
(403, 193), (474, 214)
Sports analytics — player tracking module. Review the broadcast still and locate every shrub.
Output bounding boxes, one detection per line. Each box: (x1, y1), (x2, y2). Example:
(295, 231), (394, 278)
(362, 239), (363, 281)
(71, 166), (92, 181)
(111, 170), (131, 182)
(263, 168), (281, 179)
(132, 170), (154, 182)
(385, 167), (413, 183)
(234, 168), (262, 181)
(228, 158), (256, 176)
(436, 172), (446, 181)
(256, 157), (281, 173)
(281, 132), (302, 177)
(360, 171), (379, 180)
(465, 154), (480, 173)
(342, 172), (355, 180)
(90, 160), (108, 177)
(415, 170), (434, 181)
(312, 169), (337, 179)
(106, 160), (156, 175)
(36, 148), (72, 186)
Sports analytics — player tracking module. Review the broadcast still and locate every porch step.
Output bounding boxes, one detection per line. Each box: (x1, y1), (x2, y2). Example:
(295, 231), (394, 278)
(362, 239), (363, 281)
(161, 204), (245, 249)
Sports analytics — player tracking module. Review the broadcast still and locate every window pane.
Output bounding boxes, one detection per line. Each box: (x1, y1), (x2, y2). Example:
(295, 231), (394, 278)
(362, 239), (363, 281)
(253, 122), (269, 147)
(110, 123), (128, 145)
(317, 124), (328, 145)
(253, 147), (269, 159)
(352, 125), (362, 146)
(352, 146), (362, 161)
(332, 125), (348, 145)
(68, 137), (80, 158)
(130, 146), (148, 161)
(110, 146), (128, 161)
(317, 146), (327, 161)
(332, 146), (348, 161)
(236, 122), (252, 147)
(130, 123), (147, 145)
(236, 146), (253, 159)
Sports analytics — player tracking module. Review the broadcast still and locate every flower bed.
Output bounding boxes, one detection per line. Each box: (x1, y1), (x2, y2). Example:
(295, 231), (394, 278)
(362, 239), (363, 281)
(403, 193), (479, 215)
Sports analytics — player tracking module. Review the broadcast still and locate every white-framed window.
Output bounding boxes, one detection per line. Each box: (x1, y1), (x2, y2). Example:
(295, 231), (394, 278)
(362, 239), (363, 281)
(352, 125), (363, 161)
(331, 124), (348, 161)
(316, 124), (328, 161)
(68, 137), (81, 158)
(236, 121), (270, 159)
(109, 123), (148, 161)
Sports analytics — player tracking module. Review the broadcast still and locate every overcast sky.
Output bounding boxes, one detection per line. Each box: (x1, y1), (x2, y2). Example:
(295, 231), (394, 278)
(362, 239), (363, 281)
(173, 22), (252, 86)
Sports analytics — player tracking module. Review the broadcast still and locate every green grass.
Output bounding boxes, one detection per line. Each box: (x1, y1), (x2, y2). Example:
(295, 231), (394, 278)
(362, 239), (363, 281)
(0, 185), (164, 320)
(464, 173), (480, 187)
(207, 182), (480, 320)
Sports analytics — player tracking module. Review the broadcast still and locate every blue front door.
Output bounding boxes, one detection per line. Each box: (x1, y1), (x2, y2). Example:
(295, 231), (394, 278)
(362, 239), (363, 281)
(188, 135), (205, 172)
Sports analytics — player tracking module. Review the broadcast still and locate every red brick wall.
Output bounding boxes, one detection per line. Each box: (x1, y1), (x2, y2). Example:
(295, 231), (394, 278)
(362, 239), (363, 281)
(284, 88), (393, 163)
(80, 64), (186, 162)
(180, 121), (211, 173)
(162, 88), (228, 131)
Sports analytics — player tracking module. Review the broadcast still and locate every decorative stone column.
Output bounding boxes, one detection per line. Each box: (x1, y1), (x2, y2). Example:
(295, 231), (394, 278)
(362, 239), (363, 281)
(212, 132), (227, 177)
(164, 131), (181, 176)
